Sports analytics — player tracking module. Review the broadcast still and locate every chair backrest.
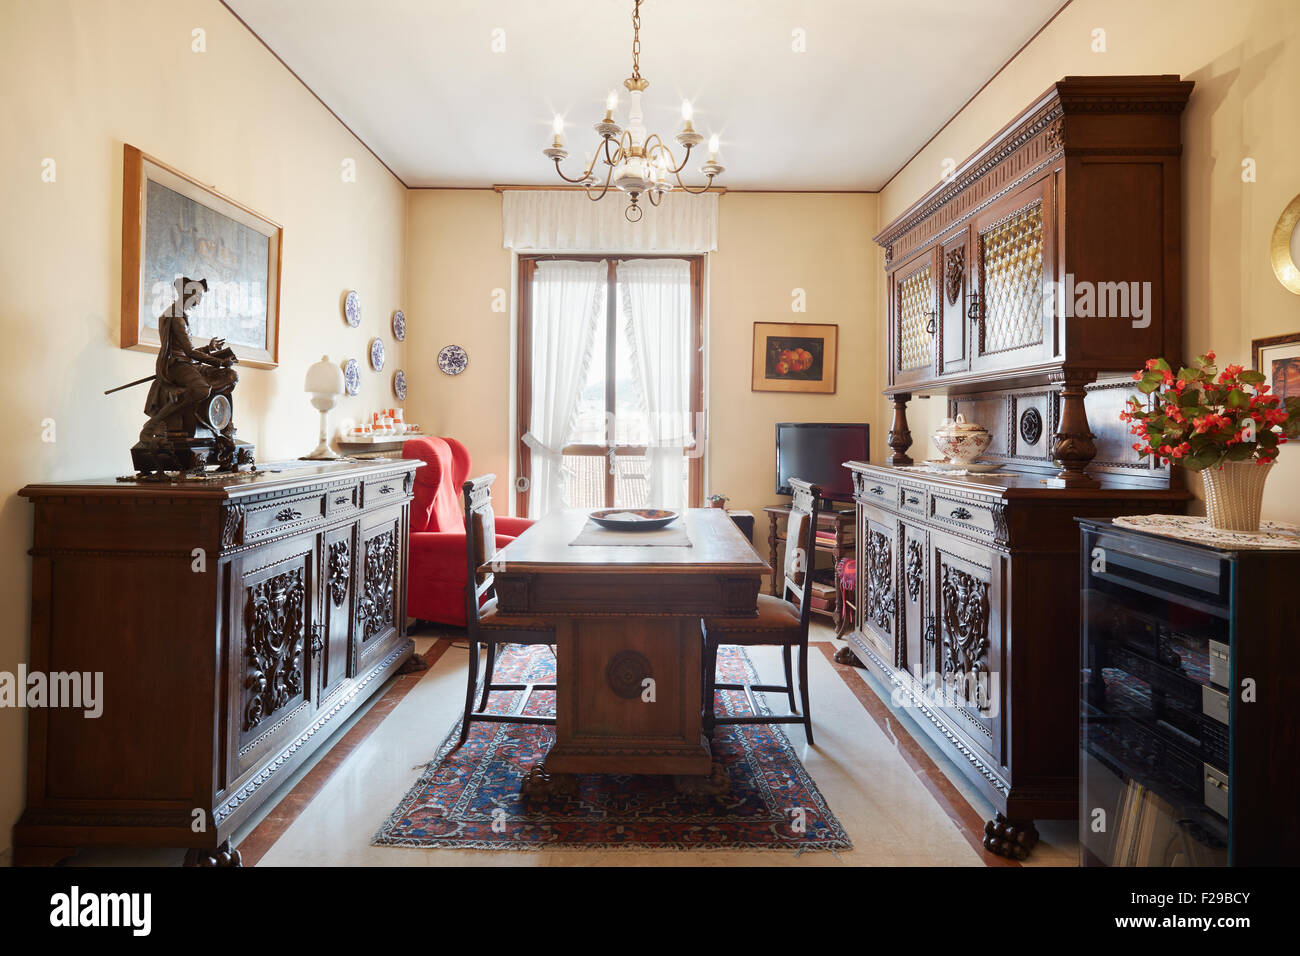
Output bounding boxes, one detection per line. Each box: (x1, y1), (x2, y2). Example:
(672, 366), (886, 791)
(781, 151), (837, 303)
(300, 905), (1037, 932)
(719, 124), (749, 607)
(403, 437), (472, 533)
(783, 478), (823, 627)
(462, 474), (499, 629)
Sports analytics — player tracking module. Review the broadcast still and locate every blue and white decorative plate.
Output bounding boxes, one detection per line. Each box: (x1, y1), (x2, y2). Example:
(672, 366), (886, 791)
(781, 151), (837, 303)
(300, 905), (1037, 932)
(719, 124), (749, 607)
(370, 337), (385, 372)
(343, 358), (360, 396)
(392, 310), (406, 342)
(344, 290), (361, 328)
(438, 344), (468, 376)
(392, 369), (407, 400)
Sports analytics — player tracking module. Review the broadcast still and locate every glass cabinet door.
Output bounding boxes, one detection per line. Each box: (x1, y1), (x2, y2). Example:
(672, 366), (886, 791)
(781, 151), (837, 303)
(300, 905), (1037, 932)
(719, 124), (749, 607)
(891, 248), (938, 389)
(1080, 527), (1231, 866)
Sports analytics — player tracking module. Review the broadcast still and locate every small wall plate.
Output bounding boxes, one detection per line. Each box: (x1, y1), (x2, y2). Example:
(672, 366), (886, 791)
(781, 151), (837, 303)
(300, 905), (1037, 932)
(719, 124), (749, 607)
(392, 309), (406, 341)
(343, 290), (361, 328)
(438, 344), (468, 375)
(392, 369), (407, 400)
(342, 358), (360, 396)
(370, 337), (385, 372)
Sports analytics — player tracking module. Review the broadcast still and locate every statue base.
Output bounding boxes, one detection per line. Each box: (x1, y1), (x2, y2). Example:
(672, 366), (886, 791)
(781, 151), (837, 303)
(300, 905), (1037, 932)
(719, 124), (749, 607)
(132, 435), (255, 476)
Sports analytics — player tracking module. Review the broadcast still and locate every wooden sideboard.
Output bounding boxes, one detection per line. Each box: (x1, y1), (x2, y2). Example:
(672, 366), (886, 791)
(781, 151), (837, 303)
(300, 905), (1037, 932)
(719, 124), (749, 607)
(850, 75), (1196, 858)
(14, 458), (419, 866)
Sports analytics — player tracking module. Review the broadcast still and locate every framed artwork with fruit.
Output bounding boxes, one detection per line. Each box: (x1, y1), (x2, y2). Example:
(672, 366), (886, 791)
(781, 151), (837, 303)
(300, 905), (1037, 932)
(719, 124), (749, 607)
(751, 322), (838, 394)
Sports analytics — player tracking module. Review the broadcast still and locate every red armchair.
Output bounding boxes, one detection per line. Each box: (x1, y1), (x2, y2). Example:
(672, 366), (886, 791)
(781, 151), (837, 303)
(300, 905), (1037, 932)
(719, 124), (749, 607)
(402, 436), (534, 626)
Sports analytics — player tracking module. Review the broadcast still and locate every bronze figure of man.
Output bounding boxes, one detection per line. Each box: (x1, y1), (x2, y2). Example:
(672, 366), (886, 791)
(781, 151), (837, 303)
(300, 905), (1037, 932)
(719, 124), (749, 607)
(141, 276), (238, 440)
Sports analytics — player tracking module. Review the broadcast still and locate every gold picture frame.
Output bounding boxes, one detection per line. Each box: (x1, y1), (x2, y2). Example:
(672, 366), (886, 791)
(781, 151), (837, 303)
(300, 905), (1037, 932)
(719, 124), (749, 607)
(751, 322), (838, 394)
(1270, 192), (1300, 295)
(1253, 332), (1300, 403)
(121, 144), (282, 368)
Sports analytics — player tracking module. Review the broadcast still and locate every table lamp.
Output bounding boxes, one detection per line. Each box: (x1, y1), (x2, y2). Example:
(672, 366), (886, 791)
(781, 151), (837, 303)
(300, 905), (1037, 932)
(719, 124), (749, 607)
(303, 355), (345, 459)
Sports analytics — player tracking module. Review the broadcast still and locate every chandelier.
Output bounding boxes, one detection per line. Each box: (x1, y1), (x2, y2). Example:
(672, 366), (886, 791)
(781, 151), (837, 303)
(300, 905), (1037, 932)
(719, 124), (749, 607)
(544, 0), (724, 222)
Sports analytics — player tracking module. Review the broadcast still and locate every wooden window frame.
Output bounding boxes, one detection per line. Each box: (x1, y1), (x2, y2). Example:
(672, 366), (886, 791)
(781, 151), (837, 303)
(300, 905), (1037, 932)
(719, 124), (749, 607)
(515, 253), (705, 517)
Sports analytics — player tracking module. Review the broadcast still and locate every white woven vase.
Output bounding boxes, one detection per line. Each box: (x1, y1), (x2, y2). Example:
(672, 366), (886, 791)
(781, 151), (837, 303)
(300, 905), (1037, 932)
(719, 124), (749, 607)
(1201, 460), (1274, 532)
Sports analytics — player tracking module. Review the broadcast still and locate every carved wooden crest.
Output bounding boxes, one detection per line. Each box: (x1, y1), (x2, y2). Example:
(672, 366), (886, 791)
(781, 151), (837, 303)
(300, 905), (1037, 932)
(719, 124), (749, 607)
(357, 530), (397, 641)
(940, 565), (990, 689)
(906, 539), (923, 601)
(866, 530), (896, 631)
(327, 540), (350, 608)
(243, 568), (306, 732)
(945, 247), (965, 305)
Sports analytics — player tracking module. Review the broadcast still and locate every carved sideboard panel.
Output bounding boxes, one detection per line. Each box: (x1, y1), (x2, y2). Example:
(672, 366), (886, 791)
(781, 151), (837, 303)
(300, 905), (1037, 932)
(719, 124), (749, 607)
(243, 566), (307, 733)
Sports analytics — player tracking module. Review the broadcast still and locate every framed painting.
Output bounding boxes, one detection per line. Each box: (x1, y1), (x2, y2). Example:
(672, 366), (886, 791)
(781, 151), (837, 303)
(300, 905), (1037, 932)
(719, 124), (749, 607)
(121, 144), (282, 368)
(1252, 332), (1300, 403)
(752, 322), (838, 394)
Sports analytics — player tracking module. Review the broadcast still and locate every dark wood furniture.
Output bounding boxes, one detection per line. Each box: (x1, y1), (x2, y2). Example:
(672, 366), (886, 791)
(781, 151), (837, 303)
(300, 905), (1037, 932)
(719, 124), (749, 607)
(486, 508), (769, 781)
(14, 459), (419, 866)
(1079, 519), (1300, 866)
(725, 509), (755, 543)
(844, 463), (1187, 857)
(850, 73), (1196, 858)
(704, 480), (821, 745)
(764, 503), (854, 626)
(458, 474), (556, 747)
(875, 75), (1192, 484)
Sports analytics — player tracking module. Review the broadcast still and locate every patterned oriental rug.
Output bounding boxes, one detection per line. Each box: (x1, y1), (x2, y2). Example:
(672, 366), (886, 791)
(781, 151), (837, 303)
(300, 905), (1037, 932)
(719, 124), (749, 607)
(373, 643), (852, 852)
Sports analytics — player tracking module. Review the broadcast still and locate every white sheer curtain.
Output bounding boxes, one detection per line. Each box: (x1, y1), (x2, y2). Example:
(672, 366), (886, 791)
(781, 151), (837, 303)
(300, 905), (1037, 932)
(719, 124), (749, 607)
(523, 259), (606, 515)
(619, 258), (693, 511)
(503, 190), (718, 253)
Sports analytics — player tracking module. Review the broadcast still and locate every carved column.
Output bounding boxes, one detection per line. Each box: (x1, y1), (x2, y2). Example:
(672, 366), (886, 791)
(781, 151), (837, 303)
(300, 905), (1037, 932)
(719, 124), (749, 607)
(1051, 370), (1098, 487)
(887, 392), (914, 466)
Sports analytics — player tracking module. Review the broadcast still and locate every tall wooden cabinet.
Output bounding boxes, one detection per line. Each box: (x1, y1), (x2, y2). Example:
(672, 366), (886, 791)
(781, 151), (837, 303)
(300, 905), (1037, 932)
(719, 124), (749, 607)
(14, 459), (418, 865)
(850, 76), (1195, 858)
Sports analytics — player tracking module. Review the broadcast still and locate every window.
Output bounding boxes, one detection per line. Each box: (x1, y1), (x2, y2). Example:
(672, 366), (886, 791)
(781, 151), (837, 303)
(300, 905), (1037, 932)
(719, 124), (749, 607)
(516, 255), (704, 516)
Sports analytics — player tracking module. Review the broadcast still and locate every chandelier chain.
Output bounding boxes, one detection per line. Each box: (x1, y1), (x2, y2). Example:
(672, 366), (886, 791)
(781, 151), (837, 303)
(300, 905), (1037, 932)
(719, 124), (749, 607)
(631, 0), (642, 80)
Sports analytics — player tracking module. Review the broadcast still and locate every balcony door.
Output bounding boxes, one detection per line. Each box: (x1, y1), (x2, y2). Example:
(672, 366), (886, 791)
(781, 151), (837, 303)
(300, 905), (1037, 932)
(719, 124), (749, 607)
(516, 255), (703, 517)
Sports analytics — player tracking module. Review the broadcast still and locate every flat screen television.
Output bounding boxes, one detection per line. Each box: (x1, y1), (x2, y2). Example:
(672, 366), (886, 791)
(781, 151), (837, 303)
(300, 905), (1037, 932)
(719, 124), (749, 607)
(776, 422), (869, 502)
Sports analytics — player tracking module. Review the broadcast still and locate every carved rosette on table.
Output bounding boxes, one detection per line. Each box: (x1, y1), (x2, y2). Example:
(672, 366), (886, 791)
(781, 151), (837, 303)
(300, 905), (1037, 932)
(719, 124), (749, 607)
(940, 565), (990, 708)
(327, 540), (350, 607)
(357, 530), (397, 641)
(606, 650), (653, 700)
(243, 569), (306, 732)
(866, 530), (896, 631)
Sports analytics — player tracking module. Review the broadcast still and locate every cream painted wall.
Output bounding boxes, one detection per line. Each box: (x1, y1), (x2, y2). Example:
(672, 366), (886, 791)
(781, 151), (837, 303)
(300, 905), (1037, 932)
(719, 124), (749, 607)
(403, 190), (880, 525)
(0, 0), (407, 856)
(877, 0), (1300, 521)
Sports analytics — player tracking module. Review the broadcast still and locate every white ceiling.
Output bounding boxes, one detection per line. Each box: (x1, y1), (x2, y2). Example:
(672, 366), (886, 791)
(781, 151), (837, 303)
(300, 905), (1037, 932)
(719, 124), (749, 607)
(224, 0), (1067, 190)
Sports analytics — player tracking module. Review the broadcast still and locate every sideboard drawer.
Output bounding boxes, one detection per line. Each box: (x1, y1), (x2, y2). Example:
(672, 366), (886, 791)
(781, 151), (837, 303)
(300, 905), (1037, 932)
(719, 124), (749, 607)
(326, 483), (360, 516)
(244, 492), (327, 541)
(899, 484), (926, 516)
(855, 473), (899, 511)
(929, 492), (998, 540)
(362, 475), (406, 509)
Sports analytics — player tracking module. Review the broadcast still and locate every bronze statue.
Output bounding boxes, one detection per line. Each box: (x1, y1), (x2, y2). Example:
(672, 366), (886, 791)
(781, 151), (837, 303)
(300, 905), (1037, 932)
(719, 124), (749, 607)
(108, 276), (255, 476)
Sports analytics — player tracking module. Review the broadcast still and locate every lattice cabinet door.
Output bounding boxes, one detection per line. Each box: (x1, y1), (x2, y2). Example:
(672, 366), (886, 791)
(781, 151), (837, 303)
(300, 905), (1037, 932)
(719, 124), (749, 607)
(890, 247), (939, 389)
(971, 175), (1057, 375)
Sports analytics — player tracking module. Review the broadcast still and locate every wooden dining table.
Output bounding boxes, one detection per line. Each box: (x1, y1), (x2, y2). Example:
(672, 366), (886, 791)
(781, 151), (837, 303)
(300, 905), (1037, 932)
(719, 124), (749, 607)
(483, 507), (770, 791)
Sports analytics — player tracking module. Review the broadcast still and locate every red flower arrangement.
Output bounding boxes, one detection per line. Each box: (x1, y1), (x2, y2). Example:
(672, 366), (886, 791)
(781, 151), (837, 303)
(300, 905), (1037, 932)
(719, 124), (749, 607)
(1124, 351), (1300, 470)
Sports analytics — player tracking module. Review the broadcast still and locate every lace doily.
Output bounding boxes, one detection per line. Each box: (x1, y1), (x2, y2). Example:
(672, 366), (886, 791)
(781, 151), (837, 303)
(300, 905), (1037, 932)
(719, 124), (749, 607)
(1112, 514), (1300, 550)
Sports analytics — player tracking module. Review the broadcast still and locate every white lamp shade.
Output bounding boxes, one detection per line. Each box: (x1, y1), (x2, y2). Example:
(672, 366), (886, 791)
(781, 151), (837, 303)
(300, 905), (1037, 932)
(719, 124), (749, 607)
(305, 355), (345, 395)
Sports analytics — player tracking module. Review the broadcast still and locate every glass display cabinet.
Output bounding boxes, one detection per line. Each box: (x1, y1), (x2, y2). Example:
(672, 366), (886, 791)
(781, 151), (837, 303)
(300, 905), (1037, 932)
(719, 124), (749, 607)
(1078, 518), (1300, 866)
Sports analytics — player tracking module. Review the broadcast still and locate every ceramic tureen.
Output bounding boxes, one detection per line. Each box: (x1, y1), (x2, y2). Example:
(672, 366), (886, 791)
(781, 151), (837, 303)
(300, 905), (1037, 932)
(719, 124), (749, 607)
(931, 414), (992, 464)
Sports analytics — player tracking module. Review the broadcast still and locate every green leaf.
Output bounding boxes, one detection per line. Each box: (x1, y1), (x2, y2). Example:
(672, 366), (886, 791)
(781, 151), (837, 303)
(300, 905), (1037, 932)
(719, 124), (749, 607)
(1182, 449), (1220, 471)
(1176, 367), (1201, 384)
(1178, 389), (1201, 407)
(1152, 357), (1171, 373)
(1225, 443), (1254, 461)
(1226, 389), (1250, 409)
(1239, 369), (1266, 385)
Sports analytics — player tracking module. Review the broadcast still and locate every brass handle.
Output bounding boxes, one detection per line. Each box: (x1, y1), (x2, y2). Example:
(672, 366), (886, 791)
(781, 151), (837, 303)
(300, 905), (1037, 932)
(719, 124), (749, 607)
(378, 484), (395, 495)
(924, 615), (937, 645)
(926, 312), (937, 335)
(334, 495), (349, 505)
(275, 507), (303, 522)
(310, 623), (325, 656)
(950, 507), (972, 520)
(870, 486), (885, 496)
(906, 495), (920, 505)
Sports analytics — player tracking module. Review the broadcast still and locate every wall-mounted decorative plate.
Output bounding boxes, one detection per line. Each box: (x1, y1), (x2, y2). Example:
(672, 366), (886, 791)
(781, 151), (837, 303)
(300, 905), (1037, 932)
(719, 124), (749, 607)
(392, 309), (406, 341)
(344, 289), (361, 328)
(343, 358), (360, 396)
(370, 337), (385, 371)
(393, 369), (407, 401)
(1271, 193), (1300, 294)
(438, 344), (468, 375)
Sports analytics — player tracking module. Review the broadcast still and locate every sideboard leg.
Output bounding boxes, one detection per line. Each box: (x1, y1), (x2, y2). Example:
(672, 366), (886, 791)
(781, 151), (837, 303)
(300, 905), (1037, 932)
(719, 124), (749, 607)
(766, 512), (780, 596)
(184, 838), (243, 867)
(833, 645), (863, 667)
(1051, 371), (1099, 487)
(982, 813), (1040, 860)
(887, 392), (915, 466)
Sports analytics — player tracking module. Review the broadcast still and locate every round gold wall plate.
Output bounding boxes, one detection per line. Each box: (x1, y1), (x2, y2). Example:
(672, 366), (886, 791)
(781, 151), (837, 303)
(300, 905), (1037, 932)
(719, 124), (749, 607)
(1270, 192), (1300, 294)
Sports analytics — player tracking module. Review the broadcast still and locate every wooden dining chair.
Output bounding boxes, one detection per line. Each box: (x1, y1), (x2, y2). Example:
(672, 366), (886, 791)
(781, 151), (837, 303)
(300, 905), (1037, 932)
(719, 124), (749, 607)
(457, 474), (556, 747)
(702, 478), (822, 745)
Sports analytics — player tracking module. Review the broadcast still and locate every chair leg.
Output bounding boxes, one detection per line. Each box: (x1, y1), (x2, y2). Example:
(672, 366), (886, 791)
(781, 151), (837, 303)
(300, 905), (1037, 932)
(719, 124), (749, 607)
(477, 640), (497, 712)
(781, 644), (797, 714)
(458, 637), (479, 748)
(702, 636), (719, 734)
(797, 640), (814, 746)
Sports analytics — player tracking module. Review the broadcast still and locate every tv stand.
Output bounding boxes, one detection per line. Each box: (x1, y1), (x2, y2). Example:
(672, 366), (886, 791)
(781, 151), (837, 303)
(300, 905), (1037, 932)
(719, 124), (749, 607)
(763, 504), (854, 628)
